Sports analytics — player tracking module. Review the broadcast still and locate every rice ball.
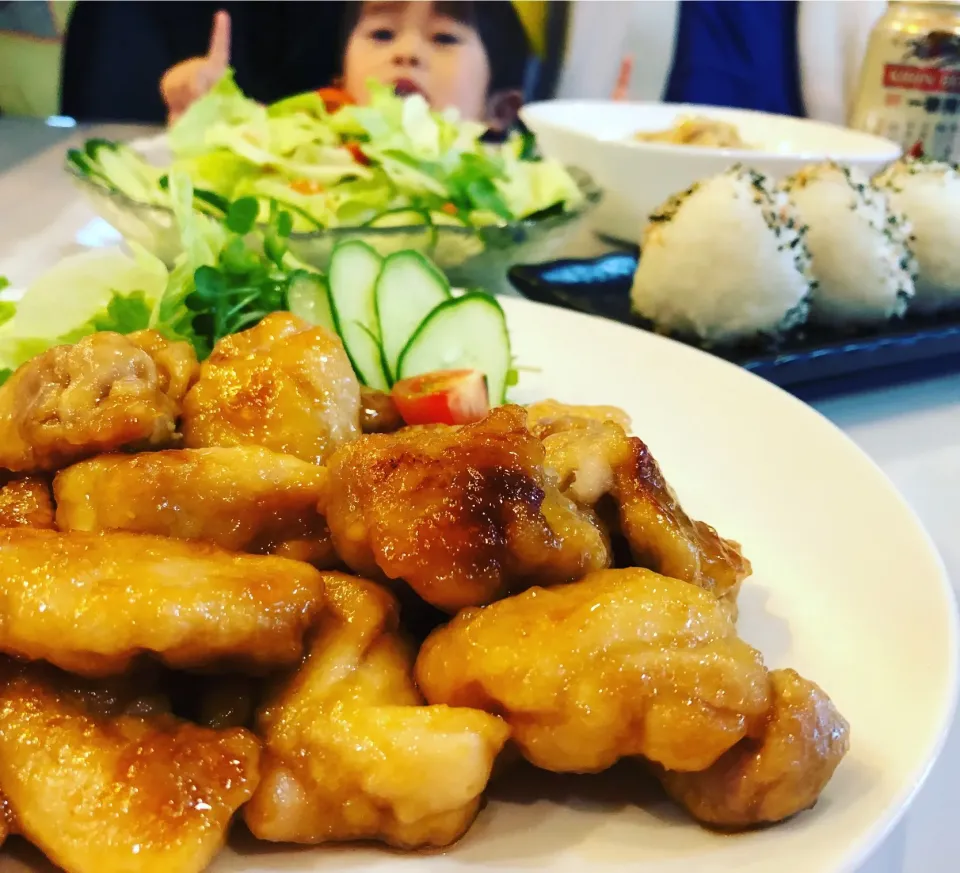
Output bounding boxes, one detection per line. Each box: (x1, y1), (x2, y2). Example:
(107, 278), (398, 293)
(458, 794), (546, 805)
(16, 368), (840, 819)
(630, 166), (814, 345)
(874, 158), (960, 313)
(783, 162), (916, 326)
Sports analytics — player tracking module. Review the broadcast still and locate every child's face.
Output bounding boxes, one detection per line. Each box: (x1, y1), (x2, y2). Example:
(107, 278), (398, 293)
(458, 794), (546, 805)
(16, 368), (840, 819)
(343, 2), (492, 120)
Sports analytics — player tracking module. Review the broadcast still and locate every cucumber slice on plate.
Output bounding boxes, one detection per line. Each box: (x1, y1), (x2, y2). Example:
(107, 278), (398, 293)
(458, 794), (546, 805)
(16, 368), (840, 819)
(327, 240), (390, 390)
(88, 142), (159, 203)
(374, 250), (451, 381)
(398, 292), (511, 404)
(287, 270), (335, 333)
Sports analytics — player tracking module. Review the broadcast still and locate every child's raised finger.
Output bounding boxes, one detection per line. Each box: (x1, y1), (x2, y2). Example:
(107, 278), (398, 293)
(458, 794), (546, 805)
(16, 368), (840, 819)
(207, 9), (231, 68)
(612, 55), (634, 102)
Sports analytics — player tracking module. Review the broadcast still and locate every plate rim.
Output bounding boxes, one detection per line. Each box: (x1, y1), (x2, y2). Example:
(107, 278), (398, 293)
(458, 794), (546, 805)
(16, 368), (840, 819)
(500, 294), (960, 871)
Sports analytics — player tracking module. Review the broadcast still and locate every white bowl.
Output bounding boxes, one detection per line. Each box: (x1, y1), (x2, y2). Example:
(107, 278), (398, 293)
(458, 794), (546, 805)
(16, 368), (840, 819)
(521, 101), (902, 243)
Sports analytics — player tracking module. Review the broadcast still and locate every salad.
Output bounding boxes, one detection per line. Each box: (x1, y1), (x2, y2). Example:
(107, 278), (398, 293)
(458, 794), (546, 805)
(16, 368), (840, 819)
(0, 176), (515, 420)
(66, 72), (584, 235)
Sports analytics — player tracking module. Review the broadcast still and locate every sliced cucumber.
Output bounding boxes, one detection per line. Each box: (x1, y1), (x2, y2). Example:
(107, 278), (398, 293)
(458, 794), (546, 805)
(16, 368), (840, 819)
(366, 208), (431, 228)
(66, 148), (112, 189)
(398, 292), (511, 404)
(287, 270), (335, 333)
(90, 142), (159, 203)
(374, 250), (451, 381)
(83, 138), (118, 162)
(327, 240), (389, 390)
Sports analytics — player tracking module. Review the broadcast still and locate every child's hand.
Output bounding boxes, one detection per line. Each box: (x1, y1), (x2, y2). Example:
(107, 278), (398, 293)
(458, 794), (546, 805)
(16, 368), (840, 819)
(611, 55), (634, 102)
(160, 10), (231, 124)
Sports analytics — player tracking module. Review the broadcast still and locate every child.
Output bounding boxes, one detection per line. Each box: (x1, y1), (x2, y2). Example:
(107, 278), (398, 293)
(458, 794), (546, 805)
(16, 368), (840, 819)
(161, 1), (530, 130)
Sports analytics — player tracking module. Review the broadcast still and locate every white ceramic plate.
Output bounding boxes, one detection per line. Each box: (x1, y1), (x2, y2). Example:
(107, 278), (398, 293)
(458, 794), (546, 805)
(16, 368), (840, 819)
(6, 298), (957, 873)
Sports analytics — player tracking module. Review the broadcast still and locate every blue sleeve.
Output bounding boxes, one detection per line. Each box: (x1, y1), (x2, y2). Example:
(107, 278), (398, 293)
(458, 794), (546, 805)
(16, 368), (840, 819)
(664, 0), (805, 118)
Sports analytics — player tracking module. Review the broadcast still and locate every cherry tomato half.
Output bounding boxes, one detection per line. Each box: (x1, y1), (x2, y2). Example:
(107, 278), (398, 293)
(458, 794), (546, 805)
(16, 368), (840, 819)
(391, 369), (490, 426)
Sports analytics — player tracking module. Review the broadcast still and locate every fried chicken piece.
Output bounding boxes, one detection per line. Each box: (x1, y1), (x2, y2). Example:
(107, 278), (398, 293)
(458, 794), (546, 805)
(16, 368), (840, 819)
(528, 402), (635, 505)
(656, 668), (850, 827)
(541, 418), (635, 507)
(61, 668), (173, 720)
(359, 386), (404, 433)
(182, 312), (360, 464)
(0, 791), (11, 847)
(526, 399), (633, 438)
(416, 567), (772, 774)
(0, 528), (324, 677)
(322, 406), (611, 612)
(245, 573), (510, 849)
(530, 409), (750, 602)
(54, 446), (336, 566)
(0, 330), (198, 474)
(0, 476), (54, 528)
(126, 329), (200, 400)
(0, 661), (260, 873)
(196, 675), (259, 730)
(612, 436), (751, 601)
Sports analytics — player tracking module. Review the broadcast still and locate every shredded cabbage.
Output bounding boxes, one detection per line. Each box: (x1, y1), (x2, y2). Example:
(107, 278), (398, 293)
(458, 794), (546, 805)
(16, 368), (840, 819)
(94, 73), (582, 230)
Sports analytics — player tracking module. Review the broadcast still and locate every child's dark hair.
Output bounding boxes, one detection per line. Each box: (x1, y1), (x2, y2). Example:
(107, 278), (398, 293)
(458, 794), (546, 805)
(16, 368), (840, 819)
(341, 1), (532, 95)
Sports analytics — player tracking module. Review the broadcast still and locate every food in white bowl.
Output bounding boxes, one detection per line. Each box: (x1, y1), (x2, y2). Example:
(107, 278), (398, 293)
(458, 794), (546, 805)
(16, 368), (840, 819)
(520, 100), (902, 242)
(630, 166), (814, 345)
(783, 162), (917, 326)
(874, 157), (960, 314)
(633, 116), (752, 149)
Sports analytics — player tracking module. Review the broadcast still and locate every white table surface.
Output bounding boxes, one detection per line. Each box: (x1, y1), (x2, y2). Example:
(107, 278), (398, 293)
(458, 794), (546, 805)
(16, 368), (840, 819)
(0, 119), (956, 873)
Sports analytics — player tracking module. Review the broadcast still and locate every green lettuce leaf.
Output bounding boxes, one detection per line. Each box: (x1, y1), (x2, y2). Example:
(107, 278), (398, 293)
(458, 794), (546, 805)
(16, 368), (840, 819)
(0, 248), (166, 352)
(206, 127), (367, 184)
(75, 291), (153, 335)
(495, 156), (584, 219)
(148, 172), (228, 357)
(170, 150), (255, 199)
(268, 114), (339, 153)
(169, 70), (269, 159)
(0, 290), (156, 377)
(267, 91), (331, 119)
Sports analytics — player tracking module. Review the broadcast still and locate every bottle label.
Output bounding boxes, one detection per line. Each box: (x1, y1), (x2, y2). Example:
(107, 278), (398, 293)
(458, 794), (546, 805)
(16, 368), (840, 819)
(852, 28), (960, 162)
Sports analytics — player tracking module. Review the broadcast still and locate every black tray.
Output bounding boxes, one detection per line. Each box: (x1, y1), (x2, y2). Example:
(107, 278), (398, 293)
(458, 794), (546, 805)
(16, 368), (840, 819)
(508, 252), (960, 401)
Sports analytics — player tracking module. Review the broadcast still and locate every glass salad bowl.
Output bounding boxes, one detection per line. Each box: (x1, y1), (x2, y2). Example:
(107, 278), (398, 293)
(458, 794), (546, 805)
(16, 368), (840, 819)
(66, 164), (602, 295)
